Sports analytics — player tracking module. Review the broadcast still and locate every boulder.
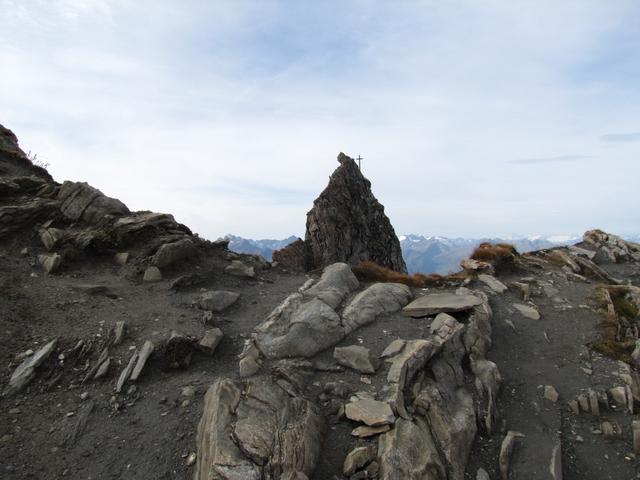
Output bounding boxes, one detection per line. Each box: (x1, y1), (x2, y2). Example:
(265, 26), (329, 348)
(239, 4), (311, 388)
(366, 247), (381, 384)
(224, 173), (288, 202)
(199, 290), (240, 313)
(583, 229), (640, 263)
(477, 274), (508, 293)
(225, 260), (255, 278)
(57, 181), (129, 224)
(341, 282), (412, 333)
(39, 227), (65, 251)
(343, 445), (377, 476)
(152, 238), (197, 268)
(334, 345), (379, 374)
(402, 292), (483, 317)
(304, 153), (407, 272)
(194, 377), (324, 480)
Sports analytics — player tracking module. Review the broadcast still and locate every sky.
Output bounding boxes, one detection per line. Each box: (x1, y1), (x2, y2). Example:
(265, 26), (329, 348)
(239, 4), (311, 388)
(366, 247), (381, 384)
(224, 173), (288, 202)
(1, 0), (639, 240)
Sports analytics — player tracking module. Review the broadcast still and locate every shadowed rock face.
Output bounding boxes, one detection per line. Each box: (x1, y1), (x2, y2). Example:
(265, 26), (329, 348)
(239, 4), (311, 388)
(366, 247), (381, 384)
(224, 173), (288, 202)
(304, 153), (407, 272)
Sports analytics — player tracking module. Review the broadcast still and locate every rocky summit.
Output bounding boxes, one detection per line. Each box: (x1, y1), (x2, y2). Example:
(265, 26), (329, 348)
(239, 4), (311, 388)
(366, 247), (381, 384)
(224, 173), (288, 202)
(275, 152), (407, 273)
(1, 124), (640, 480)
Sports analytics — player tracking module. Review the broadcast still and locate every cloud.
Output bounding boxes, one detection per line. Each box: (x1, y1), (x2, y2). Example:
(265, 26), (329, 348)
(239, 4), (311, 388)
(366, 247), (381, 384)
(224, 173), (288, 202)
(600, 132), (640, 142)
(507, 155), (592, 165)
(1, 1), (639, 239)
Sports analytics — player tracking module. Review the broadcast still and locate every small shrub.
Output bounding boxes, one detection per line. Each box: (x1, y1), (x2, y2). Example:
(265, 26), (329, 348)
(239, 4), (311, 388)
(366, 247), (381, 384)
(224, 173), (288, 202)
(470, 242), (518, 271)
(351, 260), (466, 288)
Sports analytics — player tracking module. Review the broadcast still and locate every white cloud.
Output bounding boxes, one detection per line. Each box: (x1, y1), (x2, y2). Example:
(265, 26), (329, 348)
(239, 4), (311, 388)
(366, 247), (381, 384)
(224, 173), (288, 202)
(1, 0), (639, 239)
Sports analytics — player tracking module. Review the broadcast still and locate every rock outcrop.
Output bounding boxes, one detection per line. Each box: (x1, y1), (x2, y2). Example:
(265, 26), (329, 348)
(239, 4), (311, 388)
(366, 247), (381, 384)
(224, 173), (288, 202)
(273, 153), (406, 273)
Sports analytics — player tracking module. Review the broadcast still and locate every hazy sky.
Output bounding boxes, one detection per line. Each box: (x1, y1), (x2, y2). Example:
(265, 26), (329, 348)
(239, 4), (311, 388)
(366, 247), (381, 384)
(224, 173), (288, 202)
(1, 1), (639, 240)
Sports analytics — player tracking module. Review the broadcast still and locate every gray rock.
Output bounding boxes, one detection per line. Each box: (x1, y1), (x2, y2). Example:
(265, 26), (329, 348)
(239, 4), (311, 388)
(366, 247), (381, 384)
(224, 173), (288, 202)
(116, 350), (138, 393)
(152, 238), (197, 268)
(345, 398), (395, 427)
(57, 181), (129, 224)
(544, 385), (559, 402)
(239, 340), (262, 378)
(224, 260), (255, 278)
(476, 468), (491, 480)
(334, 345), (379, 374)
(39, 227), (65, 251)
(114, 252), (129, 265)
(477, 274), (508, 293)
(341, 282), (412, 333)
(199, 290), (240, 313)
(94, 358), (111, 379)
(303, 262), (359, 309)
(130, 340), (154, 381)
(380, 339), (406, 359)
(305, 153), (407, 272)
(343, 445), (377, 476)
(194, 377), (324, 480)
(633, 420), (640, 453)
(351, 424), (391, 438)
(378, 417), (446, 480)
(402, 293), (483, 317)
(499, 431), (525, 480)
(198, 328), (224, 355)
(4, 338), (57, 395)
(38, 253), (62, 274)
(143, 266), (162, 283)
(113, 320), (126, 346)
(513, 303), (540, 320)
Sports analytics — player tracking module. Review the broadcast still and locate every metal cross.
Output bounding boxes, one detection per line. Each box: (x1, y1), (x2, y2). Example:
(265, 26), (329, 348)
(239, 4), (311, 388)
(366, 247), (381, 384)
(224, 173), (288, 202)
(356, 155), (364, 170)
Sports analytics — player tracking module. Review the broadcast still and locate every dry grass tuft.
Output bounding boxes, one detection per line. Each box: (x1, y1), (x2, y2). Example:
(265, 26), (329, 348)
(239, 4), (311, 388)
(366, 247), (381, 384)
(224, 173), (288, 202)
(470, 242), (518, 271)
(351, 260), (467, 288)
(591, 286), (639, 362)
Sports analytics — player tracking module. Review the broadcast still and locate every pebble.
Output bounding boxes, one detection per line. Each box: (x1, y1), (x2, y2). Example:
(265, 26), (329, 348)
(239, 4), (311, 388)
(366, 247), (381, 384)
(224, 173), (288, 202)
(80, 392), (89, 401)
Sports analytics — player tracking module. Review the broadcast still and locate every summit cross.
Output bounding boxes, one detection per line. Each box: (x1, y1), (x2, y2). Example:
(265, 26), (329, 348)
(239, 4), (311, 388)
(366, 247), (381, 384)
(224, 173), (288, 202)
(356, 155), (364, 170)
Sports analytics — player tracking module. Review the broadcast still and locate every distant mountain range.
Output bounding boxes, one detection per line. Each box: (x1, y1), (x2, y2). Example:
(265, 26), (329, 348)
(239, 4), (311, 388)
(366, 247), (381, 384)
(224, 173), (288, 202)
(226, 233), (640, 274)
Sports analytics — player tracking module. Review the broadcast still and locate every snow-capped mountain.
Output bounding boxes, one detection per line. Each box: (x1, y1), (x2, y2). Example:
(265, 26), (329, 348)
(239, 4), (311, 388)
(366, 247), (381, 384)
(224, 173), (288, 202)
(223, 234), (299, 261)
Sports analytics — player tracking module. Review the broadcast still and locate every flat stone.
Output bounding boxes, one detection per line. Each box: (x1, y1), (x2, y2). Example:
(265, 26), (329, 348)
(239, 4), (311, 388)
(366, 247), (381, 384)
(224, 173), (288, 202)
(152, 238), (197, 268)
(199, 290), (240, 313)
(380, 339), (406, 359)
(94, 358), (111, 379)
(113, 320), (126, 345)
(402, 293), (482, 317)
(116, 350), (138, 393)
(5, 339), (57, 395)
(334, 345), (379, 374)
(351, 424), (391, 438)
(513, 303), (540, 320)
(345, 398), (395, 427)
(478, 274), (508, 293)
(143, 266), (162, 283)
(198, 328), (224, 355)
(224, 260), (255, 278)
(343, 445), (377, 476)
(130, 340), (154, 381)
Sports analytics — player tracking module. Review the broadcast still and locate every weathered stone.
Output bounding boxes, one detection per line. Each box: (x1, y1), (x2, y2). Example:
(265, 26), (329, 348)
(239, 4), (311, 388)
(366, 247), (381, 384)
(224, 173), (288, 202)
(116, 350), (138, 393)
(461, 258), (494, 274)
(194, 377), (324, 480)
(633, 420), (640, 453)
(114, 252), (129, 265)
(378, 417), (446, 480)
(224, 260), (255, 278)
(130, 340), (154, 381)
(583, 229), (640, 263)
(272, 238), (306, 272)
(499, 431), (525, 480)
(4, 338), (57, 395)
(57, 181), (129, 224)
(198, 328), (224, 355)
(550, 443), (562, 480)
(38, 253), (62, 274)
(152, 238), (197, 268)
(510, 282), (531, 301)
(305, 153), (406, 272)
(239, 340), (262, 378)
(402, 293), (483, 317)
(143, 266), (162, 282)
(478, 274), (508, 293)
(513, 303), (540, 320)
(476, 468), (490, 480)
(471, 357), (502, 434)
(345, 398), (395, 427)
(39, 227), (65, 251)
(341, 282), (412, 333)
(303, 262), (359, 309)
(351, 424), (391, 438)
(334, 345), (379, 374)
(544, 385), (559, 402)
(343, 445), (377, 476)
(199, 290), (240, 313)
(380, 339), (406, 359)
(94, 358), (111, 379)
(113, 320), (126, 346)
